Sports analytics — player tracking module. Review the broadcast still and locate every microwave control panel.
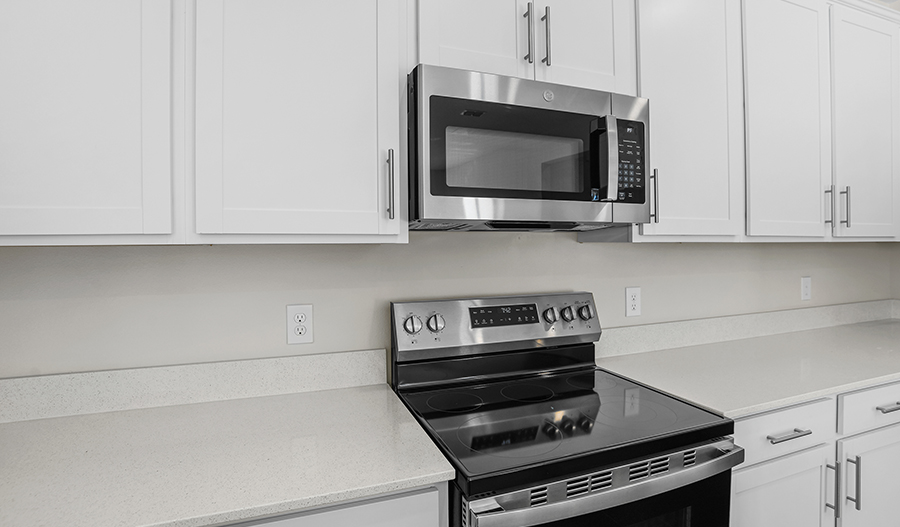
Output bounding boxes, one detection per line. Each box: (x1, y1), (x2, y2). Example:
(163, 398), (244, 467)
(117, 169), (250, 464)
(616, 120), (645, 203)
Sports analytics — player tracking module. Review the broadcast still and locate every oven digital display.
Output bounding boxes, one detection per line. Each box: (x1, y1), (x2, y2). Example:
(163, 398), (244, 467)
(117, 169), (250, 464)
(470, 426), (538, 450)
(469, 304), (539, 328)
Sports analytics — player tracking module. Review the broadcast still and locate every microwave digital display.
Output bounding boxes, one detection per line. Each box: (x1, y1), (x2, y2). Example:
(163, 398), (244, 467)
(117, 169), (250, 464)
(470, 304), (539, 328)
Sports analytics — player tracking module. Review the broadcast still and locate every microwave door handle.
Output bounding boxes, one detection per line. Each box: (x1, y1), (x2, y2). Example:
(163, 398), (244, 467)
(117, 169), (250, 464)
(604, 115), (619, 201)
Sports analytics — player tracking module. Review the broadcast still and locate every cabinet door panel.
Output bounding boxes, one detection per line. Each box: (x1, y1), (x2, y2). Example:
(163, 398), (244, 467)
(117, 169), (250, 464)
(418, 0), (530, 79)
(731, 444), (833, 527)
(839, 423), (900, 527)
(635, 0), (742, 236)
(744, 0), (830, 237)
(0, 0), (172, 236)
(831, 6), (900, 238)
(195, 0), (399, 235)
(534, 0), (636, 94)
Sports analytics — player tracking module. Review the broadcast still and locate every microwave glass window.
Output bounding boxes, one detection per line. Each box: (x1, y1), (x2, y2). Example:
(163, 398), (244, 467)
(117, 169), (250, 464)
(429, 96), (600, 202)
(445, 127), (584, 193)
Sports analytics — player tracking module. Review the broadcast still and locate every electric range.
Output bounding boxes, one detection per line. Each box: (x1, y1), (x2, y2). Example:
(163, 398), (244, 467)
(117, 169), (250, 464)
(391, 292), (744, 527)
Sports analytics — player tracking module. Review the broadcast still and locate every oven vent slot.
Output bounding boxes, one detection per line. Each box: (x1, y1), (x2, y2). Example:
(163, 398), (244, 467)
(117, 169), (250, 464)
(684, 450), (697, 467)
(589, 470), (614, 492)
(461, 498), (469, 527)
(566, 476), (590, 498)
(530, 487), (549, 507)
(629, 456), (670, 481)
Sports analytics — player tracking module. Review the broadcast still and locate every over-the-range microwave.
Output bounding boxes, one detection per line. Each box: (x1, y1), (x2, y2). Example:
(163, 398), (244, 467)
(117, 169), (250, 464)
(408, 64), (653, 232)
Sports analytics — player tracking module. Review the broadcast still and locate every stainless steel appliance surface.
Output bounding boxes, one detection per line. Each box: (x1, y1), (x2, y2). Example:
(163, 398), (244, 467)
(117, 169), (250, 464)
(408, 65), (654, 232)
(391, 292), (743, 527)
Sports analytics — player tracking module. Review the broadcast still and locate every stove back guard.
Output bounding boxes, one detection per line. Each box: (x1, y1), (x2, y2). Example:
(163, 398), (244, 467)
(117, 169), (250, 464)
(391, 292), (602, 391)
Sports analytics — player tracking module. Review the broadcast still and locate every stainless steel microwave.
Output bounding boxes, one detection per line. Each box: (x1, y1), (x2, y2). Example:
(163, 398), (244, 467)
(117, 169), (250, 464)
(408, 64), (652, 232)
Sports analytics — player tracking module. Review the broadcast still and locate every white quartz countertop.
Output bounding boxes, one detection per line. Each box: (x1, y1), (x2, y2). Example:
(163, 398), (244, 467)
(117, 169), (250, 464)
(0, 383), (455, 527)
(597, 319), (900, 419)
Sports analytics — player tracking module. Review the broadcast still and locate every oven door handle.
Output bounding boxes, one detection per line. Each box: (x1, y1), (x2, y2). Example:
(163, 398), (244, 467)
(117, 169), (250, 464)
(469, 445), (744, 527)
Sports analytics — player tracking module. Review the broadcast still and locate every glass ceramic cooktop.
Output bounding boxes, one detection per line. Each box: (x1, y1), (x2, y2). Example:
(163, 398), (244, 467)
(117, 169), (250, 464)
(400, 368), (725, 478)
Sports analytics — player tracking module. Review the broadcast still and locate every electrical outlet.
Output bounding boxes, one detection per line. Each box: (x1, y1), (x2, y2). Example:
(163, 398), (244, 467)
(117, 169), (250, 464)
(286, 304), (314, 344)
(801, 277), (812, 301)
(626, 287), (641, 317)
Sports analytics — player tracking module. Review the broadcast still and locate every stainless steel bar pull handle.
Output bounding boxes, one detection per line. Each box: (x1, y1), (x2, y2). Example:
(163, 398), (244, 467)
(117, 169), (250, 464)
(650, 169), (659, 223)
(876, 401), (900, 414)
(540, 6), (551, 66)
(523, 3), (534, 63)
(840, 186), (851, 228)
(824, 185), (835, 226)
(387, 149), (395, 220)
(846, 455), (862, 511)
(766, 428), (812, 444)
(826, 461), (841, 519)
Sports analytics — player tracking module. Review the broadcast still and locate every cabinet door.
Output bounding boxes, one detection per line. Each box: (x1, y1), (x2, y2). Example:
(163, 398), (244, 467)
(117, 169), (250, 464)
(0, 0), (172, 237)
(635, 0), (743, 237)
(838, 423), (900, 527)
(533, 0), (637, 94)
(195, 0), (402, 237)
(418, 0), (531, 79)
(731, 444), (835, 527)
(744, 0), (831, 237)
(831, 6), (900, 238)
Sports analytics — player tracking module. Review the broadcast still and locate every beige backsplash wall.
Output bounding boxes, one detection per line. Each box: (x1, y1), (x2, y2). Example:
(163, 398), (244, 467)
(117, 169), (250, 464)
(894, 244), (900, 298)
(0, 235), (895, 378)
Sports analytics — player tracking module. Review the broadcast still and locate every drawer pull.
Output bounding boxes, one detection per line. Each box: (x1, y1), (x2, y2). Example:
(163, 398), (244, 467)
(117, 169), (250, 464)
(875, 401), (900, 414)
(766, 428), (812, 445)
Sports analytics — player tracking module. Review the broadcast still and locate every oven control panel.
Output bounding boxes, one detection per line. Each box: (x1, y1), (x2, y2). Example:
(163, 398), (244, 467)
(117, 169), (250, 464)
(392, 292), (601, 361)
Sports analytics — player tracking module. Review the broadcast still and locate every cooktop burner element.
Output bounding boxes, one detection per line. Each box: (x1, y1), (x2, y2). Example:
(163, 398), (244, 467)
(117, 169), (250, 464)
(425, 393), (484, 413)
(390, 292), (740, 502)
(499, 384), (554, 402)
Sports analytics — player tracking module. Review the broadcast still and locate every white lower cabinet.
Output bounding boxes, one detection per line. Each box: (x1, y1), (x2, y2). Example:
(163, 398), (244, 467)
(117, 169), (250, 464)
(731, 399), (837, 527)
(733, 381), (900, 527)
(731, 443), (835, 527)
(836, 424), (900, 527)
(229, 487), (440, 527)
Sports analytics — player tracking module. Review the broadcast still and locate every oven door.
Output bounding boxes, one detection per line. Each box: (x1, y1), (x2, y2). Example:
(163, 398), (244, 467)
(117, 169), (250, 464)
(464, 443), (743, 527)
(412, 65), (649, 226)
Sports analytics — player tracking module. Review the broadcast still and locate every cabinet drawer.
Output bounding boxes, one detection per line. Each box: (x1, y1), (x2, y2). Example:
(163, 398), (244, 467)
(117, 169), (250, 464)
(839, 380), (900, 436)
(734, 398), (835, 467)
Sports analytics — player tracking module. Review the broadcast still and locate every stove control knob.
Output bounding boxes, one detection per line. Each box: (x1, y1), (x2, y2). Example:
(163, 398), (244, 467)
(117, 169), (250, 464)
(560, 306), (575, 322)
(578, 305), (594, 321)
(403, 315), (423, 335)
(427, 314), (445, 332)
(542, 308), (558, 324)
(560, 417), (576, 435)
(578, 417), (594, 433)
(542, 423), (561, 439)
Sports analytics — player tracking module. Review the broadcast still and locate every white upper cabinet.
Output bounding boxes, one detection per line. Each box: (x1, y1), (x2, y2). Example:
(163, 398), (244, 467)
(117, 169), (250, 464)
(418, 0), (636, 94)
(0, 0), (173, 240)
(744, 0), (832, 238)
(634, 0), (744, 237)
(831, 5), (900, 238)
(193, 0), (404, 242)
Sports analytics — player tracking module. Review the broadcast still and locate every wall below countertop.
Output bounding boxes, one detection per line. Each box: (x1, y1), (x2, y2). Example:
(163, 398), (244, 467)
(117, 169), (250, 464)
(0, 235), (896, 378)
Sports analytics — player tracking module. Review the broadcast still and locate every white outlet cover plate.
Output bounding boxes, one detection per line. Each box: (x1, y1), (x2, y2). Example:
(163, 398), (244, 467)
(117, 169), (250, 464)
(626, 287), (641, 317)
(286, 304), (314, 344)
(801, 277), (812, 301)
